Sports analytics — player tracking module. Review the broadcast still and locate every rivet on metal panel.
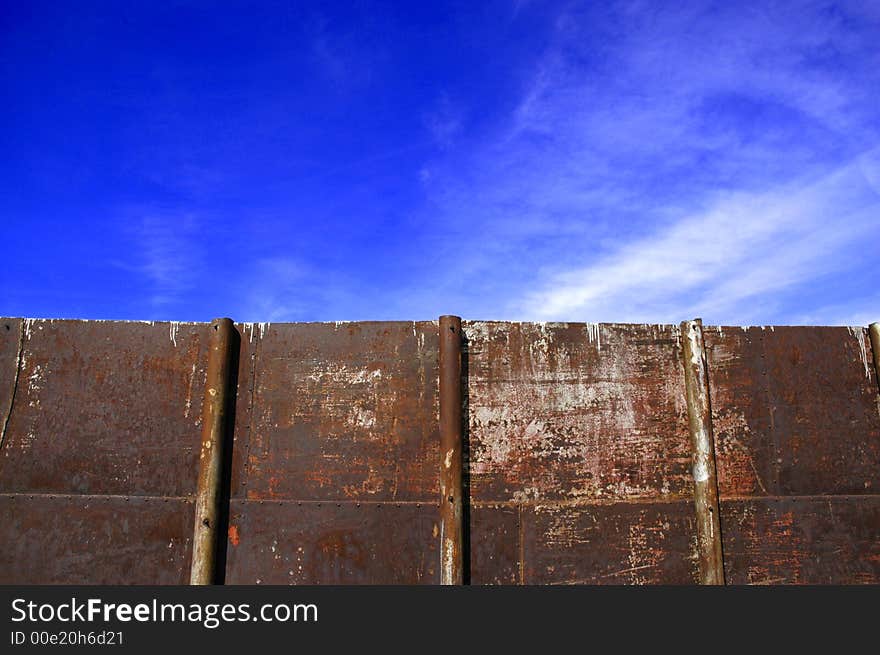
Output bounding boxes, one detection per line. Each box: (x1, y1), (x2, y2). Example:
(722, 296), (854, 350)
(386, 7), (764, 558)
(869, 323), (880, 393)
(680, 319), (725, 585)
(190, 318), (238, 586)
(439, 315), (465, 585)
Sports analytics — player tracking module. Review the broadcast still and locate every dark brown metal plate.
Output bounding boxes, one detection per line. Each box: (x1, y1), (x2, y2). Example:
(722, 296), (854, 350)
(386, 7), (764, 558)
(1, 317), (876, 586)
(470, 504), (520, 585)
(705, 326), (880, 496)
(229, 323), (259, 495)
(0, 320), (209, 497)
(0, 494), (194, 584)
(521, 501), (699, 584)
(721, 497), (880, 584)
(464, 322), (692, 502)
(224, 500), (439, 584)
(235, 322), (439, 502)
(0, 318), (22, 446)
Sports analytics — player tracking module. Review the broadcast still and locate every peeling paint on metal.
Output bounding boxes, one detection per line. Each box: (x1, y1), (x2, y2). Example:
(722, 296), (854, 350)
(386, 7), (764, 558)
(848, 326), (871, 379)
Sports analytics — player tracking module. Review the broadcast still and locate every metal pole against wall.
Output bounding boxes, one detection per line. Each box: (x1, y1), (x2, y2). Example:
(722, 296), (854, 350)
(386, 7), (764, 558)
(869, 323), (880, 392)
(190, 317), (237, 585)
(439, 315), (464, 585)
(680, 318), (725, 585)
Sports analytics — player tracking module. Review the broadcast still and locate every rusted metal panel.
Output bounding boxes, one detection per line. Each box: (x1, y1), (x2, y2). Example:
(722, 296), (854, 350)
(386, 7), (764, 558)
(0, 319), (209, 497)
(0, 318), (23, 451)
(704, 326), (880, 497)
(680, 319), (724, 584)
(236, 321), (440, 502)
(191, 318), (238, 585)
(721, 497), (880, 584)
(1, 316), (876, 587)
(229, 323), (260, 496)
(464, 321), (692, 502)
(470, 504), (520, 585)
(224, 500), (439, 584)
(701, 327), (774, 497)
(0, 494), (194, 584)
(521, 501), (700, 584)
(439, 315), (464, 585)
(870, 323), (880, 391)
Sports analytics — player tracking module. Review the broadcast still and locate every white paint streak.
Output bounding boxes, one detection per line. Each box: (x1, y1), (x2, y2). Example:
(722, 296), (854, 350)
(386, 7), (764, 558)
(693, 458), (710, 483)
(442, 537), (456, 585)
(848, 326), (871, 379)
(243, 321), (271, 342)
(169, 321), (180, 346)
(305, 363), (382, 385)
(348, 406), (377, 429)
(686, 323), (703, 368)
(585, 323), (601, 351)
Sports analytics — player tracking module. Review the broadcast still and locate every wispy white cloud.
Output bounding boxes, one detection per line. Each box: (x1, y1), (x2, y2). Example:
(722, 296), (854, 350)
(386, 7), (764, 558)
(407, 0), (880, 324)
(233, 257), (310, 322)
(424, 94), (464, 150)
(520, 151), (880, 322)
(231, 256), (365, 322)
(115, 212), (204, 312)
(307, 13), (377, 91)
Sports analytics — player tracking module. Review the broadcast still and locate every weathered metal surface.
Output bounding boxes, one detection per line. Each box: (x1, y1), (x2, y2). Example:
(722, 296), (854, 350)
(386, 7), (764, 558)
(521, 501), (700, 584)
(224, 500), (439, 584)
(439, 315), (464, 585)
(234, 321), (439, 501)
(0, 494), (194, 584)
(464, 322), (693, 502)
(191, 318), (238, 585)
(228, 323), (259, 495)
(470, 504), (520, 585)
(680, 319), (724, 585)
(0, 319), (209, 497)
(870, 322), (880, 391)
(0, 318), (23, 452)
(1, 317), (877, 586)
(721, 497), (880, 584)
(463, 322), (699, 585)
(703, 326), (880, 496)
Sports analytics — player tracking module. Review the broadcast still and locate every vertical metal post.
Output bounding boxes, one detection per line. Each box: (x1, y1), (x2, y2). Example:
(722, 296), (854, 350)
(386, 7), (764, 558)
(870, 323), (880, 392)
(680, 319), (725, 585)
(190, 317), (236, 585)
(439, 315), (464, 585)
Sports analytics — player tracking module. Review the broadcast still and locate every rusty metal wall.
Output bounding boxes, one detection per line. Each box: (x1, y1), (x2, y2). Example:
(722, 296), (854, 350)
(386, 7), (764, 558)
(704, 326), (880, 584)
(223, 322), (441, 584)
(0, 319), (208, 583)
(464, 322), (699, 584)
(0, 317), (878, 585)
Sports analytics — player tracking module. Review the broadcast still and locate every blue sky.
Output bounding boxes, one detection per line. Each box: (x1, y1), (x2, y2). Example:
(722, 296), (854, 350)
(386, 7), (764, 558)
(2, 1), (879, 324)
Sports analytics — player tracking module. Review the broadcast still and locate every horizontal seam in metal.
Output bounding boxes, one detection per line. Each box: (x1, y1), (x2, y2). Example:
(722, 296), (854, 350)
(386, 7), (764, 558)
(230, 499), (439, 506)
(470, 495), (694, 508)
(718, 493), (880, 502)
(0, 493), (194, 501)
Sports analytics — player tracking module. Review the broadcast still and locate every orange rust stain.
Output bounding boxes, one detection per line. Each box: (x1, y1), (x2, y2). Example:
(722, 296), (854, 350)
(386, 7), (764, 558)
(228, 525), (240, 547)
(268, 476), (282, 498)
(304, 470), (333, 488)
